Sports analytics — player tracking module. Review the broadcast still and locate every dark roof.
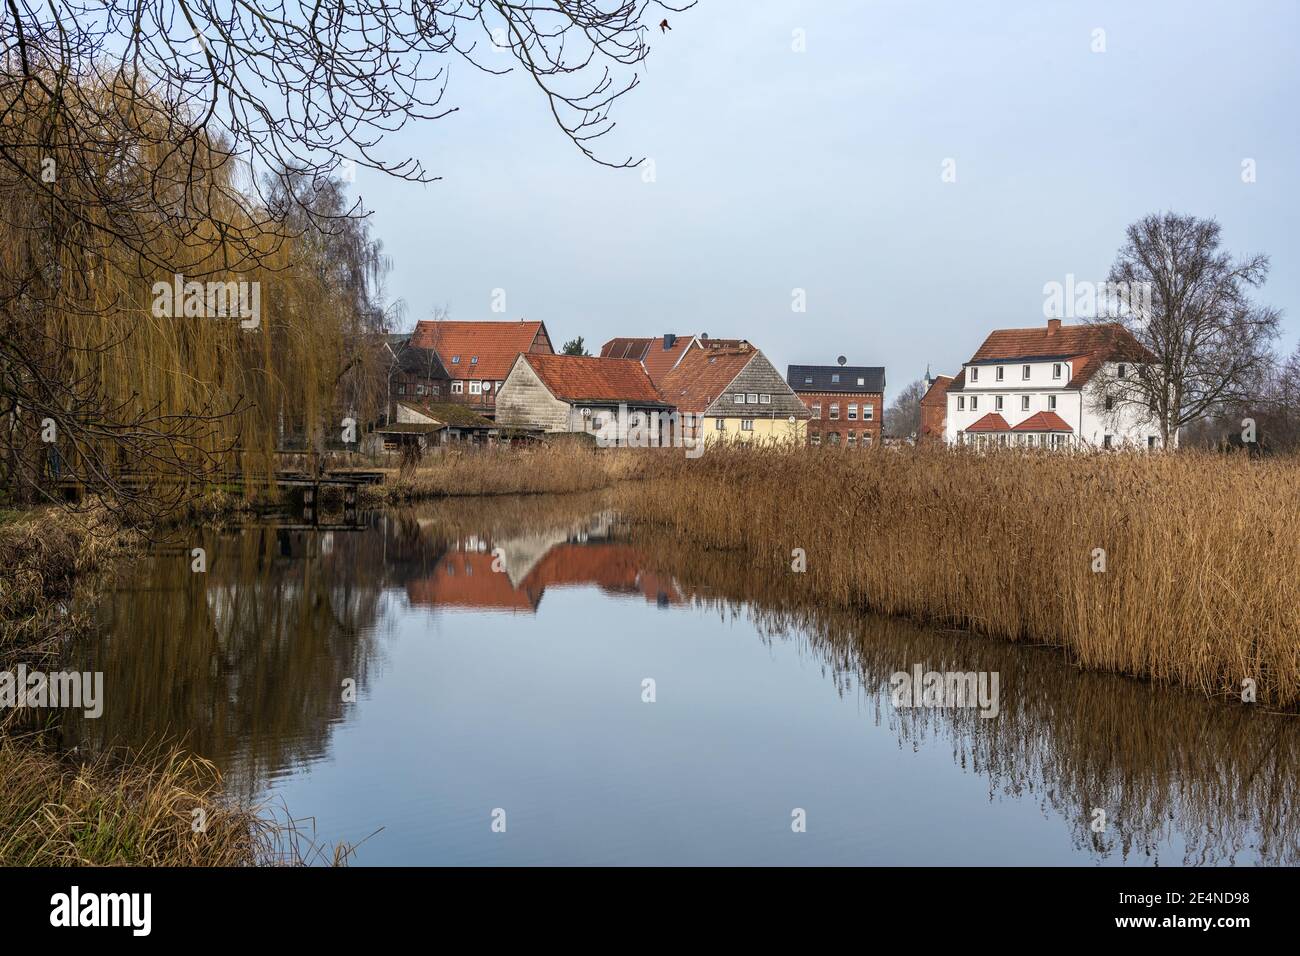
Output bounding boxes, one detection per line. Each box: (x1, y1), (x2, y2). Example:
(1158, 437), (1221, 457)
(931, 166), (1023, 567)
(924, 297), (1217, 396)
(787, 365), (885, 394)
(393, 343), (449, 378)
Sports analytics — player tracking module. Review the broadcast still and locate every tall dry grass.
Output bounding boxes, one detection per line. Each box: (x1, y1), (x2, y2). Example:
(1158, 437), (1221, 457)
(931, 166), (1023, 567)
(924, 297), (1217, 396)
(614, 444), (1300, 708)
(372, 444), (653, 502)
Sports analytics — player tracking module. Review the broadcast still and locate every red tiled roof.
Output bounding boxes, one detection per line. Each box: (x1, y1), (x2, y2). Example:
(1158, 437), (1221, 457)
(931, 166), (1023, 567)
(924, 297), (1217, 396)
(920, 375), (954, 407)
(967, 321), (1153, 388)
(406, 552), (541, 612)
(523, 353), (666, 404)
(658, 346), (756, 414)
(1012, 411), (1073, 433)
(966, 412), (1011, 432)
(599, 335), (697, 384)
(410, 320), (548, 381)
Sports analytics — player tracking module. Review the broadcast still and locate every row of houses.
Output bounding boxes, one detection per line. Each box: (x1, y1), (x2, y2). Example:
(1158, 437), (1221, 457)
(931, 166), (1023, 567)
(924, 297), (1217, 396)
(373, 314), (1166, 452)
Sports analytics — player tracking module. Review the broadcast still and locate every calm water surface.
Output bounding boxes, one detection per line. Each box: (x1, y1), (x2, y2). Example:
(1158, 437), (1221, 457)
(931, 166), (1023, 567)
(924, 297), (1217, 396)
(64, 494), (1299, 865)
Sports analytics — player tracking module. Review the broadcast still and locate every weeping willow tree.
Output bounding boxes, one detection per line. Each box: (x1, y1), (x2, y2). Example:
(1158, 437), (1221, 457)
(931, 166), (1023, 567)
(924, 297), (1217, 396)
(0, 67), (385, 519)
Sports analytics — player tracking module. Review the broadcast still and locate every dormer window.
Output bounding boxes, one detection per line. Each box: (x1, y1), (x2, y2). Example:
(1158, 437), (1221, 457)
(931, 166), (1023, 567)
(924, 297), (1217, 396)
(831, 373), (840, 383)
(804, 376), (813, 385)
(857, 377), (865, 386)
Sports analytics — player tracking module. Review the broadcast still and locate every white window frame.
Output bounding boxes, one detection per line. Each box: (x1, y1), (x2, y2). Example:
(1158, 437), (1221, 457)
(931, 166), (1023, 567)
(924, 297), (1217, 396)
(1052, 363), (1062, 379)
(1021, 395), (1030, 411)
(734, 393), (745, 404)
(970, 367), (979, 382)
(746, 393), (758, 404)
(995, 395), (1004, 411)
(451, 381), (464, 394)
(1022, 365), (1030, 380)
(863, 405), (874, 421)
(811, 402), (821, 417)
(469, 381), (482, 395)
(741, 419), (754, 431)
(759, 394), (771, 405)
(715, 418), (726, 430)
(847, 404), (858, 420)
(829, 403), (839, 420)
(971, 396), (979, 411)
(957, 396), (965, 411)
(996, 366), (1005, 382)
(1048, 395), (1057, 410)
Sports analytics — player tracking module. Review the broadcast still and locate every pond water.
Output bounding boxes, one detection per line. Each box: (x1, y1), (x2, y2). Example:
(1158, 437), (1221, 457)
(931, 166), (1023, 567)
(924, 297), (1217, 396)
(62, 493), (1299, 865)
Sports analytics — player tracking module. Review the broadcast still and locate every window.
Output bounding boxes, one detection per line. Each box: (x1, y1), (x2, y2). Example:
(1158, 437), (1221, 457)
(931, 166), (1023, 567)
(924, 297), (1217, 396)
(470, 356), (478, 364)
(759, 394), (771, 404)
(1052, 363), (1062, 379)
(1021, 395), (1030, 411)
(451, 356), (460, 364)
(451, 381), (463, 394)
(857, 377), (865, 386)
(863, 405), (874, 421)
(416, 384), (425, 395)
(469, 381), (482, 395)
(970, 367), (980, 382)
(432, 385), (441, 396)
(848, 404), (858, 420)
(1104, 396), (1113, 411)
(957, 396), (965, 411)
(811, 402), (821, 417)
(734, 393), (745, 404)
(863, 432), (872, 445)
(971, 396), (979, 411)
(995, 396), (1004, 411)
(1048, 395), (1057, 410)
(397, 384), (406, 395)
(810, 432), (821, 446)
(1022, 365), (1031, 380)
(715, 418), (726, 430)
(829, 403), (839, 419)
(1052, 434), (1065, 448)
(847, 431), (857, 446)
(741, 419), (754, 431)
(996, 366), (1005, 382)
(804, 376), (813, 385)
(1103, 435), (1113, 449)
(1117, 364), (1127, 378)
(827, 432), (840, 445)
(831, 373), (840, 384)
(1148, 436), (1157, 449)
(746, 393), (758, 404)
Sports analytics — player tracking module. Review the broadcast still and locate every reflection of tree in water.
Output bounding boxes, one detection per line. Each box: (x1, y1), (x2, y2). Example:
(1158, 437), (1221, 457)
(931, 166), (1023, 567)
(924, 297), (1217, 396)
(66, 523), (391, 801)
(62, 495), (619, 801)
(628, 525), (1300, 866)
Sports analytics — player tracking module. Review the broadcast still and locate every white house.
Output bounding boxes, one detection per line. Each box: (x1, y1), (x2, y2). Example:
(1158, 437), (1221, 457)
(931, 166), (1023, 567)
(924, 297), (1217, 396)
(945, 319), (1169, 450)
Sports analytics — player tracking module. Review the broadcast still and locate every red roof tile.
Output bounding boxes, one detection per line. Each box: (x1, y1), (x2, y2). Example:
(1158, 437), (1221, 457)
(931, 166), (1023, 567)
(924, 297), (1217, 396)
(658, 346), (757, 414)
(524, 353), (666, 404)
(967, 321), (1153, 388)
(599, 335), (697, 384)
(966, 412), (1012, 432)
(410, 320), (549, 381)
(920, 375), (954, 407)
(1012, 411), (1073, 433)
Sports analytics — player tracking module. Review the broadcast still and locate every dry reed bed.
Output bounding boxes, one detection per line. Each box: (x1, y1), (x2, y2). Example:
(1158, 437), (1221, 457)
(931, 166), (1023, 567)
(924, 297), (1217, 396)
(370, 444), (652, 502)
(616, 445), (1300, 708)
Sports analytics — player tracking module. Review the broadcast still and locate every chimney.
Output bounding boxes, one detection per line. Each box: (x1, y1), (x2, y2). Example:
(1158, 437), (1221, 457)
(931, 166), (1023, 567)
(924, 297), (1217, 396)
(1047, 318), (1062, 334)
(663, 333), (677, 350)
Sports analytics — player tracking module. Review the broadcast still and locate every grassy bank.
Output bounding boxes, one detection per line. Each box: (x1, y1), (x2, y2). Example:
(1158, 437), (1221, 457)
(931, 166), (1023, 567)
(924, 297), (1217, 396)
(615, 444), (1300, 709)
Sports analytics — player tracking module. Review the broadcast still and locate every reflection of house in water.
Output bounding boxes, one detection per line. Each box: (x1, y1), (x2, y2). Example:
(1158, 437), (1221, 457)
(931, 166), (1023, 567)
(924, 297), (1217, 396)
(405, 514), (684, 613)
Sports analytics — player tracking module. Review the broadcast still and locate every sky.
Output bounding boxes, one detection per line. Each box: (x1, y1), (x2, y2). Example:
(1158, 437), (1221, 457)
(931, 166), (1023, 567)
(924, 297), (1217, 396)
(352, 0), (1300, 403)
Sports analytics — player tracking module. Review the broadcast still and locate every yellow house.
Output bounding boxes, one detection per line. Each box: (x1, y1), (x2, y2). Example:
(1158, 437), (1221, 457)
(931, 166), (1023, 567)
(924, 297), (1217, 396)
(659, 343), (810, 446)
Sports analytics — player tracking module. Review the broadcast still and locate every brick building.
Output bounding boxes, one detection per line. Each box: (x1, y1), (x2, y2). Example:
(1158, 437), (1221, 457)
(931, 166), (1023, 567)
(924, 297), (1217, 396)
(787, 362), (886, 447)
(919, 373), (954, 442)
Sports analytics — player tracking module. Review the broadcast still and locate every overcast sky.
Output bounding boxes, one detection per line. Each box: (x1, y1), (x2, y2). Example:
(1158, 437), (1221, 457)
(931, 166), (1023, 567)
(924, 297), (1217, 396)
(356, 0), (1299, 402)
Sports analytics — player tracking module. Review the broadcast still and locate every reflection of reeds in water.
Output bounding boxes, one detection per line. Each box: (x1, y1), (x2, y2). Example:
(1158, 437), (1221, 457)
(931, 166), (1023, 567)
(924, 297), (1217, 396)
(627, 523), (1300, 866)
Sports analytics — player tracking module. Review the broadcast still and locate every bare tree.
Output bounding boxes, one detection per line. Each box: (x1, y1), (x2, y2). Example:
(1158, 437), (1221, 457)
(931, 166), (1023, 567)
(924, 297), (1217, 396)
(1097, 213), (1281, 447)
(885, 377), (926, 439)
